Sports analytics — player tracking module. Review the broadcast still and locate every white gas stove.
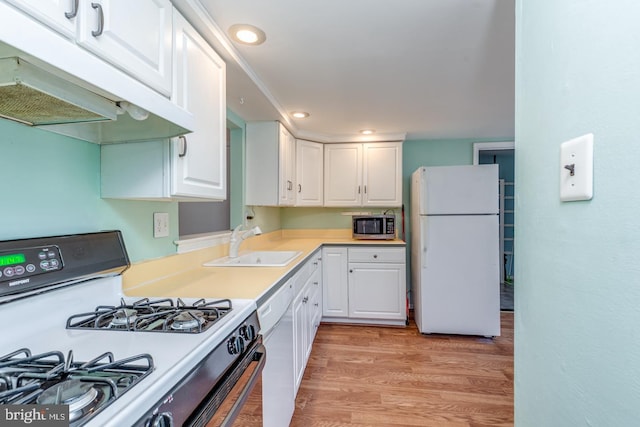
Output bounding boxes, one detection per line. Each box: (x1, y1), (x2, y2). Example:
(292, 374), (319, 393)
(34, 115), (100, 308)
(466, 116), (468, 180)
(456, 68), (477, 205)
(0, 231), (263, 427)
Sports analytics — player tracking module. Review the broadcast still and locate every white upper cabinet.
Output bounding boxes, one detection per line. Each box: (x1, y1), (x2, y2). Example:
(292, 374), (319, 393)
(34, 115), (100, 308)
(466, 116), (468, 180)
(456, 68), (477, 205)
(246, 121), (296, 206)
(279, 125), (297, 206)
(100, 8), (227, 201)
(77, 0), (173, 96)
(170, 8), (226, 199)
(362, 142), (403, 206)
(4, 0), (78, 38)
(324, 143), (363, 207)
(324, 142), (402, 207)
(295, 139), (324, 206)
(6, 0), (173, 96)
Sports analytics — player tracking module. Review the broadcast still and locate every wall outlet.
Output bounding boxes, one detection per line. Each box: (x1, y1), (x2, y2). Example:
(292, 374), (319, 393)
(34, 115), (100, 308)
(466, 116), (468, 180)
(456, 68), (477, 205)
(153, 212), (169, 238)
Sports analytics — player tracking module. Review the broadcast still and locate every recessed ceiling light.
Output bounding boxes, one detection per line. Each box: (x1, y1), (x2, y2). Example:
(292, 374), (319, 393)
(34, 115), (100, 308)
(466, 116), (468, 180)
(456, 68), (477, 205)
(360, 129), (376, 135)
(228, 24), (266, 45)
(291, 111), (310, 119)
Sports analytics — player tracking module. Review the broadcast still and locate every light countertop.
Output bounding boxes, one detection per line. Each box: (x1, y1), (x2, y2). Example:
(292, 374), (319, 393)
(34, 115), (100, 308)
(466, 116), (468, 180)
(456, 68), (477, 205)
(123, 229), (405, 305)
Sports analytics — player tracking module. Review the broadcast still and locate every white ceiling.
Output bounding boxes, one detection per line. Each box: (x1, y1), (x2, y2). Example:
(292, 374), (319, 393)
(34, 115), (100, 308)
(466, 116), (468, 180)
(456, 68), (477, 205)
(194, 0), (515, 142)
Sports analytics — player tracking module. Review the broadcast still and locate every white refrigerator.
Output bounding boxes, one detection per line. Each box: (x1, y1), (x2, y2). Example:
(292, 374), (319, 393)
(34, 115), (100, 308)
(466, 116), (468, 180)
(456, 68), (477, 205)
(411, 165), (500, 337)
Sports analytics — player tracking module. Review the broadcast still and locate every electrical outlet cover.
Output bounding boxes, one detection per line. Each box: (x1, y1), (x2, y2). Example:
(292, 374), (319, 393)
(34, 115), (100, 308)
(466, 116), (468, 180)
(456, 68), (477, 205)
(560, 133), (594, 202)
(153, 212), (169, 238)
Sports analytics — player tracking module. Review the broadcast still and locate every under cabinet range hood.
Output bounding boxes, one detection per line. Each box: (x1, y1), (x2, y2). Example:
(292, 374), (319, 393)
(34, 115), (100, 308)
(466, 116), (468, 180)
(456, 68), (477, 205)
(0, 57), (118, 126)
(0, 56), (191, 143)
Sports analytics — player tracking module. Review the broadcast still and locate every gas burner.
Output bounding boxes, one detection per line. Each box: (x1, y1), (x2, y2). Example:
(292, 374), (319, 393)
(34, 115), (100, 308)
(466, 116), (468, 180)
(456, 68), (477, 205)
(67, 298), (233, 334)
(110, 308), (138, 327)
(38, 379), (105, 422)
(170, 310), (205, 331)
(0, 348), (153, 425)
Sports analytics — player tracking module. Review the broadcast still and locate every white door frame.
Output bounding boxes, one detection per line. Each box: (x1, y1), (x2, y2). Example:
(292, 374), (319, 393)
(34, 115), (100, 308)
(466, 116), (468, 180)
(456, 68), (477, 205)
(472, 141), (515, 286)
(472, 141), (514, 165)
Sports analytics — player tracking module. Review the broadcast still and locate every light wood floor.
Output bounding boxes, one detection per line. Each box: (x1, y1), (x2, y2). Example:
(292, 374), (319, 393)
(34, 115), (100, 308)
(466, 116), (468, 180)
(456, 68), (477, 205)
(290, 312), (514, 427)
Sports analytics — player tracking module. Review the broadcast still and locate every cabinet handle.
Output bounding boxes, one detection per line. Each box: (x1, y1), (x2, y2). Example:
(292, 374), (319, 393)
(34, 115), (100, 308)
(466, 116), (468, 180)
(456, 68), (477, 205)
(303, 296), (309, 303)
(349, 269), (353, 273)
(287, 180), (293, 191)
(364, 185), (367, 194)
(373, 254), (378, 259)
(358, 186), (361, 194)
(178, 136), (188, 157)
(314, 303), (319, 307)
(65, 0), (79, 18)
(313, 281), (319, 286)
(298, 184), (302, 193)
(91, 3), (104, 37)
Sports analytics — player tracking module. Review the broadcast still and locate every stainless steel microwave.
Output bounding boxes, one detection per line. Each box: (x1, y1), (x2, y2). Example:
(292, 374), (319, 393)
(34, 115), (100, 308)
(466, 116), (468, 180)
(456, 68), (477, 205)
(352, 215), (396, 240)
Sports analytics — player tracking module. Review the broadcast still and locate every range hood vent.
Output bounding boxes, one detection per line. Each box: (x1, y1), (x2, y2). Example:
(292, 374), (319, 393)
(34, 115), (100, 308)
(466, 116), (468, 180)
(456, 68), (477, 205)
(0, 57), (118, 126)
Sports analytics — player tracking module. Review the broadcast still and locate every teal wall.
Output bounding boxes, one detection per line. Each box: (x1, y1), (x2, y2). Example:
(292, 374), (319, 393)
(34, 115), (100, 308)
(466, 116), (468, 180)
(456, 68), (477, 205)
(516, 1), (640, 425)
(0, 119), (178, 262)
(0, 108), (246, 263)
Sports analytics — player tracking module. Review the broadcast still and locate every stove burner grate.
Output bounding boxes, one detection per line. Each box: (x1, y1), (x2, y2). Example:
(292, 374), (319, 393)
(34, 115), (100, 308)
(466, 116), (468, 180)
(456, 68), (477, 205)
(65, 297), (233, 334)
(0, 348), (153, 425)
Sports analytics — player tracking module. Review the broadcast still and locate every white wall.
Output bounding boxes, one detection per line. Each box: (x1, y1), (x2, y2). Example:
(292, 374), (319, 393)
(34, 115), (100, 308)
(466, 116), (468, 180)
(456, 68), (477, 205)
(515, 1), (640, 425)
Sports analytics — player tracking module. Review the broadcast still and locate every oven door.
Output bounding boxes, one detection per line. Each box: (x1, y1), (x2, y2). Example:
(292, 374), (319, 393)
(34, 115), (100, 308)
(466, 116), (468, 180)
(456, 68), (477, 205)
(138, 338), (266, 427)
(203, 341), (265, 427)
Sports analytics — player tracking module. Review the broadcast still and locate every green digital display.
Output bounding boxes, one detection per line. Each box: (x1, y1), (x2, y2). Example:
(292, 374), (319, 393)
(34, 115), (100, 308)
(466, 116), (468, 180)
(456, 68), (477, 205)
(0, 253), (26, 267)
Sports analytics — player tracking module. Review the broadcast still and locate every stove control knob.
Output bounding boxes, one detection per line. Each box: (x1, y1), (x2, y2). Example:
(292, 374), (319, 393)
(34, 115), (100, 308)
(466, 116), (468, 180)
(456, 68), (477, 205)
(148, 412), (173, 427)
(227, 336), (245, 355)
(240, 324), (256, 341)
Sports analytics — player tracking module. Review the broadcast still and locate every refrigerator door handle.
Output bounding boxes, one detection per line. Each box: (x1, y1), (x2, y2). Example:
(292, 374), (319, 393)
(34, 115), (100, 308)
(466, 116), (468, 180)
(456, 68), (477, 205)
(422, 246), (428, 268)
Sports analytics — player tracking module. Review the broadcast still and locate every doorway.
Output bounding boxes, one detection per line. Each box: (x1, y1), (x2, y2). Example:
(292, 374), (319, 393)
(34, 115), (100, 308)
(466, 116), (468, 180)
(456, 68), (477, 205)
(473, 142), (514, 311)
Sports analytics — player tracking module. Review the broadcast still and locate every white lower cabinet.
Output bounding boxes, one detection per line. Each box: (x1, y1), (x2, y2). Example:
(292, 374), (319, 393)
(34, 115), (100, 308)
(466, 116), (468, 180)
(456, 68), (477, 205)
(258, 250), (322, 427)
(322, 246), (407, 326)
(322, 247), (349, 317)
(293, 251), (322, 393)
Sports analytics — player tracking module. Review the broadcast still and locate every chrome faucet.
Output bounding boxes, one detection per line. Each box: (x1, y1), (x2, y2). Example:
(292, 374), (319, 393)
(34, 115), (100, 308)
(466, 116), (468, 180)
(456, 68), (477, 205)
(229, 225), (263, 258)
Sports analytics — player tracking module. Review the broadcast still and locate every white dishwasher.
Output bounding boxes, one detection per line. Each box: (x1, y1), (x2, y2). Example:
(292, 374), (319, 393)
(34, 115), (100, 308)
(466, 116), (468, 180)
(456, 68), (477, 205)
(258, 277), (295, 427)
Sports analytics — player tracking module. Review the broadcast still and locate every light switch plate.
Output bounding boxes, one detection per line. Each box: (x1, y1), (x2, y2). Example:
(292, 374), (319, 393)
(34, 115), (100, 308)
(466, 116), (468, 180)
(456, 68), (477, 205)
(153, 212), (169, 238)
(560, 133), (594, 202)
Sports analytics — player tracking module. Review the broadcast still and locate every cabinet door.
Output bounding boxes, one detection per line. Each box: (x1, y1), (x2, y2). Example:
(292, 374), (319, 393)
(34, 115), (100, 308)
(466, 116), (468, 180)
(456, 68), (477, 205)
(362, 142), (402, 207)
(296, 139), (324, 206)
(279, 125), (296, 206)
(171, 10), (226, 199)
(321, 247), (349, 317)
(324, 144), (362, 206)
(292, 290), (307, 393)
(307, 271), (322, 347)
(245, 121), (279, 206)
(5, 0), (77, 38)
(77, 0), (173, 95)
(348, 262), (406, 320)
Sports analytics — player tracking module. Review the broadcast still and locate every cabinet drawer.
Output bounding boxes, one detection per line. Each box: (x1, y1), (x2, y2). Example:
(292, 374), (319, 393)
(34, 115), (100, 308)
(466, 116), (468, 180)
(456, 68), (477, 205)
(348, 247), (405, 263)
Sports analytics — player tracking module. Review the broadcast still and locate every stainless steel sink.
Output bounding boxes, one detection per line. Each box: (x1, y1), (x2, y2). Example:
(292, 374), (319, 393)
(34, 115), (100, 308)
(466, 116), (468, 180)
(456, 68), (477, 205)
(203, 251), (303, 267)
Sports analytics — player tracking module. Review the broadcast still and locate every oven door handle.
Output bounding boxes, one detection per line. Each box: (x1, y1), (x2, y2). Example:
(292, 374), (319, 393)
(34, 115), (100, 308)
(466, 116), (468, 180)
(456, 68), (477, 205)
(210, 343), (267, 427)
